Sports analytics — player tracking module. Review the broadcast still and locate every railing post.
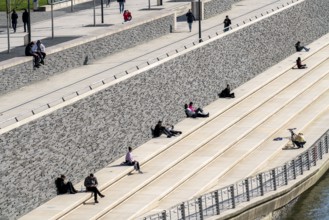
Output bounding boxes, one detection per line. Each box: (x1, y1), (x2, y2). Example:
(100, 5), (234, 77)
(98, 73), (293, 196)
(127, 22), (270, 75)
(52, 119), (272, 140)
(214, 191), (220, 215)
(306, 151), (310, 170)
(299, 156), (303, 175)
(230, 185), (235, 208)
(161, 210), (166, 220)
(180, 203), (185, 219)
(258, 174), (264, 196)
(313, 147), (317, 166)
(245, 179), (250, 201)
(198, 197), (204, 220)
(325, 135), (328, 153)
(283, 164), (288, 185)
(319, 141), (323, 160)
(292, 160), (296, 179)
(272, 169), (277, 191)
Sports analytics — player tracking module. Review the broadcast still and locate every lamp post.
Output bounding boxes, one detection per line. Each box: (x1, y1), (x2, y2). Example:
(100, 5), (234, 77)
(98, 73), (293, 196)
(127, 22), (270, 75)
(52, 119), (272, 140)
(51, 0), (54, 38)
(101, 0), (104, 23)
(198, 0), (202, 43)
(6, 0), (10, 53)
(93, 0), (96, 26)
(28, 0), (31, 42)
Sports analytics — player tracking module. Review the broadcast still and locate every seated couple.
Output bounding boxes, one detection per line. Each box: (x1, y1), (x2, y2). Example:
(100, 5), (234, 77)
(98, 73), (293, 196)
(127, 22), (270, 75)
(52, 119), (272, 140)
(219, 84), (235, 98)
(153, 120), (182, 138)
(185, 102), (209, 118)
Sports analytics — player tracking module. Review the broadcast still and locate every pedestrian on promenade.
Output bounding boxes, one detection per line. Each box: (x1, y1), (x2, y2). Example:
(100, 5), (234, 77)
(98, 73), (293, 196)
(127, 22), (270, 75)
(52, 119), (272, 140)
(22, 9), (29, 33)
(186, 9), (195, 32)
(84, 173), (105, 203)
(117, 0), (125, 13)
(106, 0), (111, 7)
(125, 147), (143, 174)
(55, 175), (78, 194)
(223, 15), (231, 32)
(11, 10), (18, 33)
(296, 57), (307, 69)
(295, 41), (310, 52)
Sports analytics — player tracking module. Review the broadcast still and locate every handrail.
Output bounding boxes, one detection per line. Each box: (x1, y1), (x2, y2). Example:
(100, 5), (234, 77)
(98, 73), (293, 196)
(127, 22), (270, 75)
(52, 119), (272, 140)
(0, 0), (299, 129)
(142, 128), (329, 219)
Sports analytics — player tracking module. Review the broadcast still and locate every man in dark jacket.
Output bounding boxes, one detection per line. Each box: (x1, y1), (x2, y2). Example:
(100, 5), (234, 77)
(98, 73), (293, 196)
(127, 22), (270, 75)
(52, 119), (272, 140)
(25, 41), (40, 67)
(84, 173), (105, 203)
(223, 15), (231, 32)
(55, 175), (78, 194)
(153, 121), (182, 138)
(11, 10), (18, 33)
(186, 9), (195, 32)
(22, 9), (29, 33)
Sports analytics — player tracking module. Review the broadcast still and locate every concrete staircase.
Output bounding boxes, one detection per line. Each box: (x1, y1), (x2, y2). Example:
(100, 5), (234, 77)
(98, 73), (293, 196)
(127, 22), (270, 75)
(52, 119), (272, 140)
(20, 33), (329, 219)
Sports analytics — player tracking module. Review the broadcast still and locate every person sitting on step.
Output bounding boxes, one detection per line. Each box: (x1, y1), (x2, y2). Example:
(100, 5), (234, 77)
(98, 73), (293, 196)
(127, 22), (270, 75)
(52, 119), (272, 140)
(219, 84), (235, 98)
(296, 57), (307, 69)
(55, 174), (78, 194)
(153, 121), (182, 138)
(184, 103), (209, 118)
(125, 147), (143, 174)
(295, 41), (310, 52)
(84, 173), (105, 203)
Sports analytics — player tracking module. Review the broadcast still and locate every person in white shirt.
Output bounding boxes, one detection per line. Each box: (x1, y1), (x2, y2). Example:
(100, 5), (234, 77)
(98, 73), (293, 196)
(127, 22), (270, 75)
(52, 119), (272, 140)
(125, 147), (142, 173)
(32, 40), (46, 65)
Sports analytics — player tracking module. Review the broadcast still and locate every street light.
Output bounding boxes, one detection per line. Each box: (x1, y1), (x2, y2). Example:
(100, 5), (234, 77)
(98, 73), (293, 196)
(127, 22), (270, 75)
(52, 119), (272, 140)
(51, 0), (54, 38)
(28, 0), (32, 42)
(6, 0), (10, 53)
(198, 0), (202, 43)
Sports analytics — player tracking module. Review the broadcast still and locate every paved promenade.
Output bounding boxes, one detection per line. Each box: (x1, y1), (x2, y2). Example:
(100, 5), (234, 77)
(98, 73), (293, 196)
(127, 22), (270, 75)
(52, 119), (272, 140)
(0, 0), (288, 128)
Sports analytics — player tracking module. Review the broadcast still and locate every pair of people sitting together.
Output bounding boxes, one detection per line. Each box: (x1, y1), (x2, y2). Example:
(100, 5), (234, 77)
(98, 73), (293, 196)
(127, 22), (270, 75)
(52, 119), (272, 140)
(184, 102), (209, 118)
(152, 120), (182, 138)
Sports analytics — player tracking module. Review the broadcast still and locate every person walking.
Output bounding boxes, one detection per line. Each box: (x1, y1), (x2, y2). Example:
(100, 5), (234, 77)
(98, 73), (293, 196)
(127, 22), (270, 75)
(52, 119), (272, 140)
(117, 0), (125, 13)
(223, 15), (231, 32)
(11, 10), (18, 33)
(22, 9), (29, 33)
(186, 9), (195, 32)
(84, 173), (105, 203)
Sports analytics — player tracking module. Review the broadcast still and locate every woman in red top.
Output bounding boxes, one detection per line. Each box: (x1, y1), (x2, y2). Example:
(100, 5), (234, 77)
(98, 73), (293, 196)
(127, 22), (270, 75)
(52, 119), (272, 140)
(123, 10), (132, 22)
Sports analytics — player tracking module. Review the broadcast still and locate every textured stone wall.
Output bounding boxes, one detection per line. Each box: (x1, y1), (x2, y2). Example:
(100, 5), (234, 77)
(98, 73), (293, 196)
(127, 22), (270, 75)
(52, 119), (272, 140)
(203, 0), (242, 19)
(1, 0), (329, 219)
(0, 13), (175, 95)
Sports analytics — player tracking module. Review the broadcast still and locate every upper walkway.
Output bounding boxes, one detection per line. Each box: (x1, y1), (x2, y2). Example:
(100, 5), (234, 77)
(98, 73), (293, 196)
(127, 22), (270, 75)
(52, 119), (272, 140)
(0, 0), (295, 128)
(20, 32), (329, 220)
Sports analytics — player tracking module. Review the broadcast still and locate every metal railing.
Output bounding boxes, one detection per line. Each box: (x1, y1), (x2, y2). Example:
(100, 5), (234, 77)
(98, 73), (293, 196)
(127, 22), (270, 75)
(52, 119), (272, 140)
(0, 0), (300, 129)
(143, 129), (329, 220)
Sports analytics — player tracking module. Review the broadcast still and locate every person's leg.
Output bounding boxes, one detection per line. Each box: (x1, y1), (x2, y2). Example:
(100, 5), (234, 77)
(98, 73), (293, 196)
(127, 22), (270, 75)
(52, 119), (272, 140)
(197, 112), (209, 118)
(24, 22), (27, 32)
(188, 22), (192, 32)
(87, 187), (98, 201)
(67, 182), (77, 193)
(196, 108), (203, 114)
(161, 128), (172, 137)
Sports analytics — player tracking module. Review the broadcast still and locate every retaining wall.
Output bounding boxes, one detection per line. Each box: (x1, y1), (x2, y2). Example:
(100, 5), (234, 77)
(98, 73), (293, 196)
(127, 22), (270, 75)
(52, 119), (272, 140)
(1, 0), (329, 219)
(203, 0), (242, 20)
(0, 12), (175, 95)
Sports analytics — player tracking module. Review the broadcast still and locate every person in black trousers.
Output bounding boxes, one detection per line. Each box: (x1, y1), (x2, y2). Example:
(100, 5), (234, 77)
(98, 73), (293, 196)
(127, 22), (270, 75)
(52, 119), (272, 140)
(186, 9), (195, 32)
(11, 10), (18, 33)
(22, 9), (29, 33)
(55, 175), (78, 194)
(84, 173), (105, 203)
(223, 15), (231, 32)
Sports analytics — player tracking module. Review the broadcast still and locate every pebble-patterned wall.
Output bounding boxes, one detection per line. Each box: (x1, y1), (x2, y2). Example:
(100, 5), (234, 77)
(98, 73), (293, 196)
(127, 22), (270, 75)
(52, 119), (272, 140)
(204, 0), (242, 20)
(0, 13), (175, 95)
(1, 0), (329, 219)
